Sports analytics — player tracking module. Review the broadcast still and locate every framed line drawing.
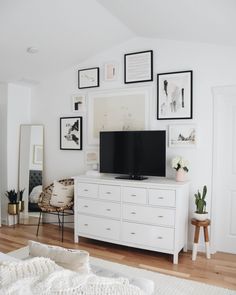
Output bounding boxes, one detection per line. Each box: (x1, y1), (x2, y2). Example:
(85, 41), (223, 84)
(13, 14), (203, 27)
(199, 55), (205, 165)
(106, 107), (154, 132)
(124, 50), (153, 84)
(157, 71), (193, 120)
(78, 67), (99, 89)
(60, 117), (83, 150)
(169, 124), (197, 148)
(87, 88), (151, 145)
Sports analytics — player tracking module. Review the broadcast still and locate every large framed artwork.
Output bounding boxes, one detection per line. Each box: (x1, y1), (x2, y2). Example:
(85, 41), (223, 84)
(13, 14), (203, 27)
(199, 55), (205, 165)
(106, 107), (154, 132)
(87, 88), (151, 145)
(78, 67), (99, 89)
(169, 124), (197, 148)
(60, 117), (83, 150)
(157, 71), (193, 120)
(124, 50), (153, 84)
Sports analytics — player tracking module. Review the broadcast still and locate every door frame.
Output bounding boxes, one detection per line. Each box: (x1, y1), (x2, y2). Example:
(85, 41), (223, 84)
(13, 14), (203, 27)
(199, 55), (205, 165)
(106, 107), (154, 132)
(211, 85), (236, 253)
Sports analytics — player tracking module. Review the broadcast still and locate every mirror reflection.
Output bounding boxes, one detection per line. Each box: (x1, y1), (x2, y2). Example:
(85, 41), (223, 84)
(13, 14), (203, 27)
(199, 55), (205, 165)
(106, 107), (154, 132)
(19, 125), (44, 224)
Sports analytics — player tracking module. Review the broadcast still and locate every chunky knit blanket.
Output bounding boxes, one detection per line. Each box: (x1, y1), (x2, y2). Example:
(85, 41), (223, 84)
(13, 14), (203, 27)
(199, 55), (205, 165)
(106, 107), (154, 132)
(0, 257), (145, 295)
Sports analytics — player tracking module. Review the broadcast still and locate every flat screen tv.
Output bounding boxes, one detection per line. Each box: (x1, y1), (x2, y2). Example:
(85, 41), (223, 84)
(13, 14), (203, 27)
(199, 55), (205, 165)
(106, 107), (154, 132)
(100, 130), (166, 180)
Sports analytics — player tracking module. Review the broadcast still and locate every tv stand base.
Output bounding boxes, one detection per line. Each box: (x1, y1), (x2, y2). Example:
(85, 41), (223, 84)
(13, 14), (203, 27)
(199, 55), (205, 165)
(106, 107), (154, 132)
(115, 175), (148, 181)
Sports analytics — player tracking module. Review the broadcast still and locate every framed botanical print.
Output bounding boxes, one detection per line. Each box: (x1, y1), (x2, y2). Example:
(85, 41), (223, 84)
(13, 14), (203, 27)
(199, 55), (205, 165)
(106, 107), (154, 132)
(157, 71), (193, 120)
(60, 117), (82, 150)
(78, 67), (99, 89)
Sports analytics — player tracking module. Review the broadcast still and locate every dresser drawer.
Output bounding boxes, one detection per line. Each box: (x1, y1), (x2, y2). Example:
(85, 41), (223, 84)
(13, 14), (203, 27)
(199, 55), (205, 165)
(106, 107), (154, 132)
(123, 204), (175, 227)
(99, 185), (121, 202)
(122, 222), (174, 251)
(148, 189), (176, 207)
(78, 198), (120, 219)
(78, 183), (98, 198)
(79, 215), (120, 241)
(123, 187), (147, 204)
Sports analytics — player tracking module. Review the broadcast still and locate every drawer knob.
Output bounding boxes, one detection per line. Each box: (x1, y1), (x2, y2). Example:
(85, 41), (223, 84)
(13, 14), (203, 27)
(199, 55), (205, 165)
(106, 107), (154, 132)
(131, 194), (136, 197)
(158, 197), (164, 199)
(84, 223), (88, 226)
(84, 205), (88, 208)
(106, 192), (111, 194)
(131, 212), (136, 215)
(157, 236), (163, 239)
(131, 232), (136, 235)
(106, 208), (111, 211)
(84, 189), (89, 192)
(106, 228), (111, 231)
(158, 215), (163, 218)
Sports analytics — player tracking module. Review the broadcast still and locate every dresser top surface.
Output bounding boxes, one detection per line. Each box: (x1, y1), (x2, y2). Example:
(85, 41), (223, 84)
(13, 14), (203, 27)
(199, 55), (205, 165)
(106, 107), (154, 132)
(74, 174), (190, 188)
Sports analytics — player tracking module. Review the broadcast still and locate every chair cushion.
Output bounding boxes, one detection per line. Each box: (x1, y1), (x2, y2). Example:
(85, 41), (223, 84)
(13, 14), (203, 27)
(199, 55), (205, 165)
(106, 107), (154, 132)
(28, 241), (90, 274)
(50, 181), (74, 208)
(29, 185), (43, 203)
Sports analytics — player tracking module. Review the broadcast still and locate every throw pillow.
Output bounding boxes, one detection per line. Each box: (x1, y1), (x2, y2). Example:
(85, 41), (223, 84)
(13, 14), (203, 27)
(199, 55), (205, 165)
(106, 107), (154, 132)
(50, 181), (74, 208)
(28, 241), (90, 274)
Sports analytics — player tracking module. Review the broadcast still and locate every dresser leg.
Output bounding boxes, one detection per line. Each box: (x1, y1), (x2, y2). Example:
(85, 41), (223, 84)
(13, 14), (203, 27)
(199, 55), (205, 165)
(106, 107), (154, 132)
(183, 244), (188, 252)
(173, 253), (178, 264)
(74, 235), (79, 243)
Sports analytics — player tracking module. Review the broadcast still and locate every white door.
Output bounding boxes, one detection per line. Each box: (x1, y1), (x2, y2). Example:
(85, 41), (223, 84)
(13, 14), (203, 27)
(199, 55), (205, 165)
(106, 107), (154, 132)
(212, 86), (236, 254)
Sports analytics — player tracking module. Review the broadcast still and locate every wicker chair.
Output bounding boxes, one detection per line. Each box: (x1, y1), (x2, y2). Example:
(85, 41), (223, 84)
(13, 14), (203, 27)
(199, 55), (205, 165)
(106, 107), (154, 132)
(36, 178), (74, 242)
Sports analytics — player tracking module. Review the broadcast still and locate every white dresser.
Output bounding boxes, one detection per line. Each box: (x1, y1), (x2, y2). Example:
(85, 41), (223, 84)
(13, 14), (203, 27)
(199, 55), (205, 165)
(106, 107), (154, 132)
(74, 175), (189, 264)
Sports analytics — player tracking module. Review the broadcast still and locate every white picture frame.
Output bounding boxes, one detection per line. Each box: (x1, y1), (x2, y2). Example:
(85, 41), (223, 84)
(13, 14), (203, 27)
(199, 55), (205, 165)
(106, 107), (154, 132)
(104, 62), (119, 81)
(169, 124), (197, 148)
(71, 94), (86, 113)
(87, 88), (151, 145)
(33, 145), (43, 165)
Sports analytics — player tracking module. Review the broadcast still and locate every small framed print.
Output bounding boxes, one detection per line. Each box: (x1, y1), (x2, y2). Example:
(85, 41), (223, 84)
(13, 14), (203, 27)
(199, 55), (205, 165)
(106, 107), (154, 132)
(33, 145), (43, 164)
(104, 62), (119, 81)
(157, 70), (193, 120)
(169, 124), (197, 148)
(124, 50), (153, 84)
(78, 67), (99, 89)
(71, 94), (86, 112)
(60, 117), (82, 150)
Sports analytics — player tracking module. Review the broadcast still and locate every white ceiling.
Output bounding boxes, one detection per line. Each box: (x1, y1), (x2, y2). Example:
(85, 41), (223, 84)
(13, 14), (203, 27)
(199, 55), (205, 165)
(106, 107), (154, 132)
(98, 0), (236, 46)
(1, 0), (235, 84)
(0, 0), (133, 83)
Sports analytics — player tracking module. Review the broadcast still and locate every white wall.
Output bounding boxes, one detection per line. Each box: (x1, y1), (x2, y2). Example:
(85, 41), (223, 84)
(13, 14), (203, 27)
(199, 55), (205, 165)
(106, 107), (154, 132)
(31, 37), (236, 248)
(0, 83), (31, 224)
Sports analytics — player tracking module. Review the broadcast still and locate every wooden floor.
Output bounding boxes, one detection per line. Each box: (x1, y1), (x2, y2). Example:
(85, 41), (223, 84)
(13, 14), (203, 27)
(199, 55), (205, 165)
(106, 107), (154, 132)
(0, 223), (235, 290)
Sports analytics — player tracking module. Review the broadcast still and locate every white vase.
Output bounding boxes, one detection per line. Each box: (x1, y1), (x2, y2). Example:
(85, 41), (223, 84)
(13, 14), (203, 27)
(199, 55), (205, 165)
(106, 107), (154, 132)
(176, 168), (187, 182)
(193, 212), (208, 221)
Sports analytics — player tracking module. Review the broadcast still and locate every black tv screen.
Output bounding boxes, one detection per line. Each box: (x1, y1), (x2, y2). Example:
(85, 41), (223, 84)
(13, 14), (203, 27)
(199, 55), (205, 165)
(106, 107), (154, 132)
(100, 131), (166, 179)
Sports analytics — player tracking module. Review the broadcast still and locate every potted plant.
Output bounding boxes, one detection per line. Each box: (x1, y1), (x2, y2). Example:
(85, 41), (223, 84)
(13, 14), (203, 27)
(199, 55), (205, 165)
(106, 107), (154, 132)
(5, 189), (19, 215)
(193, 185), (208, 221)
(18, 189), (25, 212)
(172, 156), (189, 182)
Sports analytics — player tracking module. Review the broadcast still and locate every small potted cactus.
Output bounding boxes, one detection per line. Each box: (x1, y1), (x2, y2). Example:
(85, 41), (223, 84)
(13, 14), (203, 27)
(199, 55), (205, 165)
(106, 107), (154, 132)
(5, 189), (19, 215)
(193, 185), (208, 221)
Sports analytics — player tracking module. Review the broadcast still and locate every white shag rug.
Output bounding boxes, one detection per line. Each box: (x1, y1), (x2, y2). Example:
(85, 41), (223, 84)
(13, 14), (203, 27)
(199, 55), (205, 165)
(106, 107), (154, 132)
(7, 247), (236, 295)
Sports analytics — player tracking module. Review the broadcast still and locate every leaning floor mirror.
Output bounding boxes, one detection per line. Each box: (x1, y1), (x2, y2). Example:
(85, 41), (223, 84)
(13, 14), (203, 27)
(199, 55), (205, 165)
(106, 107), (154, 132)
(18, 125), (44, 224)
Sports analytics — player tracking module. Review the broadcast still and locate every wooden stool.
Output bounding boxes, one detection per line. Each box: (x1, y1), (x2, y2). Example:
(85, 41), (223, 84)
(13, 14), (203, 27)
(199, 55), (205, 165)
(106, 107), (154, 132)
(191, 218), (211, 261)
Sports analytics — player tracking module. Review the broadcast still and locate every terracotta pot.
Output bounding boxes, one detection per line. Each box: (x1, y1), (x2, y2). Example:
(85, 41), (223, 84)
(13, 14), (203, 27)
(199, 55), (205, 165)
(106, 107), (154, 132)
(176, 168), (187, 182)
(8, 203), (19, 215)
(18, 200), (24, 212)
(193, 212), (208, 221)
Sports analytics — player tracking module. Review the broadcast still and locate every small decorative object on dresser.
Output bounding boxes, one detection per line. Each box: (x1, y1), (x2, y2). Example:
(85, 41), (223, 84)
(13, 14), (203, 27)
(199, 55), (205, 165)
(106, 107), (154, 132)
(172, 156), (189, 182)
(193, 185), (208, 221)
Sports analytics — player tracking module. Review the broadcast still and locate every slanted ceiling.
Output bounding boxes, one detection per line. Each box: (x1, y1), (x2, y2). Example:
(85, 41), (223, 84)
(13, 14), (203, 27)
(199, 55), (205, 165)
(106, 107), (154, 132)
(0, 0), (133, 83)
(0, 0), (235, 84)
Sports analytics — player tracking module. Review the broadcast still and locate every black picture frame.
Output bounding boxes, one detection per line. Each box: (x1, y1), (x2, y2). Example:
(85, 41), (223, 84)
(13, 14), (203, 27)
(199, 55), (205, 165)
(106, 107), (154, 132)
(124, 50), (153, 84)
(60, 116), (83, 150)
(78, 67), (99, 89)
(157, 70), (193, 120)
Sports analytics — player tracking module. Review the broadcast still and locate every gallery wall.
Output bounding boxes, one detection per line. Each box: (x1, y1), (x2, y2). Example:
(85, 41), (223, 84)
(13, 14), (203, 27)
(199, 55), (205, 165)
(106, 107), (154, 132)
(31, 37), (236, 248)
